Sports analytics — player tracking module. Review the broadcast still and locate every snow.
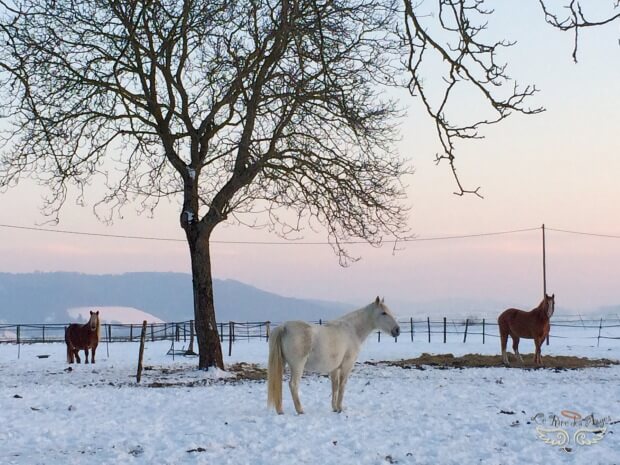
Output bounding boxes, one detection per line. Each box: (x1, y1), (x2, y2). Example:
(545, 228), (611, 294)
(68, 307), (164, 324)
(1, 337), (618, 465)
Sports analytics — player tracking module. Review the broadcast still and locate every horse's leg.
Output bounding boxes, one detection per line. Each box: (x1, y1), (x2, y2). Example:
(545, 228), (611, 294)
(84, 348), (90, 364)
(330, 369), (341, 412)
(74, 349), (81, 364)
(91, 346), (97, 364)
(335, 358), (355, 413)
(289, 363), (306, 415)
(512, 336), (523, 363)
(534, 338), (543, 365)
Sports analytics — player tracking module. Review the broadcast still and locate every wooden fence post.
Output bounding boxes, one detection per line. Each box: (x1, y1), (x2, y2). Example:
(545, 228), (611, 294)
(188, 321), (195, 354)
(42, 325), (45, 342)
(410, 317), (414, 342)
(597, 318), (603, 348)
(130, 324), (134, 342)
(228, 322), (234, 356)
(443, 317), (447, 343)
(105, 324), (110, 358)
(151, 324), (154, 342)
(377, 330), (381, 342)
(265, 321), (271, 342)
(136, 320), (147, 383)
(427, 317), (431, 343)
(482, 319), (485, 344)
(463, 319), (469, 343)
(220, 323), (224, 343)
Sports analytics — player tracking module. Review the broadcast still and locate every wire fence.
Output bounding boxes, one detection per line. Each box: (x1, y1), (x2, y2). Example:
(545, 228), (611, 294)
(1, 316), (619, 354)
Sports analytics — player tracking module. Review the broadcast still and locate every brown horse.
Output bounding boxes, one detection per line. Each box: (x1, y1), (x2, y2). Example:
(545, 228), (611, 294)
(498, 294), (555, 366)
(65, 310), (100, 364)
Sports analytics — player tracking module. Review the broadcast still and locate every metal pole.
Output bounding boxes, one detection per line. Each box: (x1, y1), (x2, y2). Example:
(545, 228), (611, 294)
(542, 223), (547, 296)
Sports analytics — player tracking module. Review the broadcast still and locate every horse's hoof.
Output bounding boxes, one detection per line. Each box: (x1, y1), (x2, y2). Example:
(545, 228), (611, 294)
(276, 410), (284, 415)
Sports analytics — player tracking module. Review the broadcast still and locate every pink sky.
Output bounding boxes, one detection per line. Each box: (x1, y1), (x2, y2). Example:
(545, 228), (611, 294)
(1, 4), (619, 312)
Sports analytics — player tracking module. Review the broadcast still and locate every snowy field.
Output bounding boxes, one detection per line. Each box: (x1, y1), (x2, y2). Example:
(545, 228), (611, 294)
(1, 336), (618, 465)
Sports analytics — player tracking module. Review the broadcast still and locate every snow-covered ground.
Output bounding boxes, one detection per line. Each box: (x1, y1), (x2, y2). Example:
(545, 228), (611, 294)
(1, 336), (618, 465)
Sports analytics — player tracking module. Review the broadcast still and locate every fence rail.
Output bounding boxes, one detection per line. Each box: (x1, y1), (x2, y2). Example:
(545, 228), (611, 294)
(1, 317), (619, 348)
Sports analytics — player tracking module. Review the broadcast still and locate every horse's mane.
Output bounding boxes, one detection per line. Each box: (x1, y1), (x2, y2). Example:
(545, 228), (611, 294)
(337, 302), (376, 322)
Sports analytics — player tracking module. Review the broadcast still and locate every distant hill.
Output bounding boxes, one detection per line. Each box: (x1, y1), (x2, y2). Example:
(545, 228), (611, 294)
(0, 272), (350, 324)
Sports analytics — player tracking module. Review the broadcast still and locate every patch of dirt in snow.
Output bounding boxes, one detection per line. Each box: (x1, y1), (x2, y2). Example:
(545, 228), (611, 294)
(133, 354), (617, 388)
(370, 353), (619, 370)
(140, 362), (267, 388)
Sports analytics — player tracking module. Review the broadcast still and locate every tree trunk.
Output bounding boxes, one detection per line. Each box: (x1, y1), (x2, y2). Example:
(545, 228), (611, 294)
(187, 228), (224, 370)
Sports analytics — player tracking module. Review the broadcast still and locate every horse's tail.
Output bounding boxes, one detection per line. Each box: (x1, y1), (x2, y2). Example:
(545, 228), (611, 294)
(497, 310), (512, 355)
(65, 326), (72, 363)
(267, 325), (285, 414)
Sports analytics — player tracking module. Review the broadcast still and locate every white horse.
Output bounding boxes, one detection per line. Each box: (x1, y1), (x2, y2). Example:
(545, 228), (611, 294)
(267, 297), (400, 414)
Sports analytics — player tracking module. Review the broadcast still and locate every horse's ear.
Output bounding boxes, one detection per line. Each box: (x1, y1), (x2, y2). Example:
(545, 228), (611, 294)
(381, 297), (385, 304)
(375, 296), (380, 305)
(90, 310), (93, 315)
(96, 311), (99, 315)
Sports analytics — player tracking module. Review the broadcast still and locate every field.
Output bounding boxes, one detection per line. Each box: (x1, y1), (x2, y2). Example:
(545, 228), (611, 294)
(1, 335), (618, 465)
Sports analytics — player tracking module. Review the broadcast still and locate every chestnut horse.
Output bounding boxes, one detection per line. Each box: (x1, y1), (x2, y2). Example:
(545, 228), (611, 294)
(498, 294), (555, 366)
(65, 310), (100, 364)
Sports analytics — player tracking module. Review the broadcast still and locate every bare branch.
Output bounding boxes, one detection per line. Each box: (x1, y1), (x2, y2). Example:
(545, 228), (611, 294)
(539, 0), (620, 62)
(402, 0), (544, 196)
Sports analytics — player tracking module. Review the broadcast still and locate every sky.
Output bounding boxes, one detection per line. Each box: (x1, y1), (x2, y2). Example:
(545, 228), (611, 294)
(1, 2), (619, 314)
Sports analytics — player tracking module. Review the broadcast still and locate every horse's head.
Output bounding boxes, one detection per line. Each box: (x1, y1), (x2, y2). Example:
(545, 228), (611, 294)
(371, 296), (400, 337)
(544, 294), (555, 318)
(88, 310), (100, 331)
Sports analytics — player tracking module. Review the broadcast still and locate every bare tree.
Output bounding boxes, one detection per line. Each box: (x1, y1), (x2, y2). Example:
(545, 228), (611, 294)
(1, 0), (617, 369)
